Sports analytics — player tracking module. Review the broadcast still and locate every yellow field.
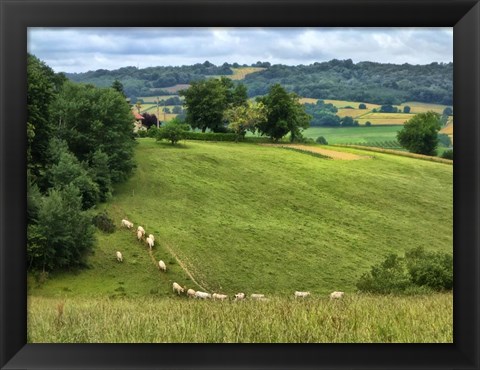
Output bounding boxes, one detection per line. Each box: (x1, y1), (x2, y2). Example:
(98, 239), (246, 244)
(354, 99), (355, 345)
(230, 67), (266, 80)
(400, 102), (450, 114)
(299, 98), (319, 104)
(324, 99), (381, 110)
(336, 108), (371, 118)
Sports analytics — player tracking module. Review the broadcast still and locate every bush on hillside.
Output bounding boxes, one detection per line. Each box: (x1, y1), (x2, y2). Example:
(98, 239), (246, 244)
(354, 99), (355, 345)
(92, 211), (116, 234)
(316, 136), (328, 145)
(356, 247), (453, 294)
(441, 149), (453, 160)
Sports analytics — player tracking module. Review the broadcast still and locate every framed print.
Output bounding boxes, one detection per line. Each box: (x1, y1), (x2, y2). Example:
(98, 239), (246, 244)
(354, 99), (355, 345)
(1, 0), (479, 369)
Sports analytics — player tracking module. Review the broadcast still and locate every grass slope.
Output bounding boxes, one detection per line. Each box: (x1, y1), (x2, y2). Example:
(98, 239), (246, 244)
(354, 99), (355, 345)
(30, 139), (452, 301)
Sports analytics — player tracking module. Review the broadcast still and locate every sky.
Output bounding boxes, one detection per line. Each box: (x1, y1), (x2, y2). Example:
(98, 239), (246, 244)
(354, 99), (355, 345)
(28, 27), (453, 73)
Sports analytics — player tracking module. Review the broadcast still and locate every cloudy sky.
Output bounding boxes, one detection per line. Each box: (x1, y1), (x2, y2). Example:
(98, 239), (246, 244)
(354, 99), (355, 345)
(28, 27), (453, 73)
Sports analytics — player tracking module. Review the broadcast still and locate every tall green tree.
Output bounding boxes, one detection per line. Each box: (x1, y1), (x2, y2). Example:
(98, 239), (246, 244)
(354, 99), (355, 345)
(180, 78), (228, 133)
(27, 54), (63, 179)
(257, 84), (310, 142)
(51, 81), (136, 183)
(225, 101), (266, 142)
(27, 185), (96, 271)
(111, 79), (126, 98)
(397, 112), (442, 156)
(46, 139), (100, 210)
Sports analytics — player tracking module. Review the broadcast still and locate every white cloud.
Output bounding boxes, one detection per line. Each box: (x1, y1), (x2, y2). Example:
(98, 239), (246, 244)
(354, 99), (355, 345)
(28, 27), (453, 73)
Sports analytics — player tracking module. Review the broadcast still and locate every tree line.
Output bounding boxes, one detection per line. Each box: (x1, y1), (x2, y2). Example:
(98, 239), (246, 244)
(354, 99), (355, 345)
(27, 54), (136, 272)
(65, 59), (452, 106)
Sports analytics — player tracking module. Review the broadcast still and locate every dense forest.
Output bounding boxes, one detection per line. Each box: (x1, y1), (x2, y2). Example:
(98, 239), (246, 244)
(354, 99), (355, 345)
(66, 59), (452, 105)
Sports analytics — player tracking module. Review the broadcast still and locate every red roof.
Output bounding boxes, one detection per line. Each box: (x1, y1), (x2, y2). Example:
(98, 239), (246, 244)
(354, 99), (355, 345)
(133, 112), (144, 120)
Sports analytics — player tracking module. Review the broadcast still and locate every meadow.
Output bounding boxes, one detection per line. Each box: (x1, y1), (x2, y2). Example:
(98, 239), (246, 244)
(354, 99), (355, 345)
(28, 139), (452, 342)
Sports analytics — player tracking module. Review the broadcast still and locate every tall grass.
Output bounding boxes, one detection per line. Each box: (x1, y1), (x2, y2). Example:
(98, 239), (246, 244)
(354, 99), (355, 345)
(28, 293), (452, 343)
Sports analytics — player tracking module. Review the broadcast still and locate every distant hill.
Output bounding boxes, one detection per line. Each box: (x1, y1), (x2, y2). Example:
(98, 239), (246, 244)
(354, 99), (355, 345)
(65, 59), (452, 106)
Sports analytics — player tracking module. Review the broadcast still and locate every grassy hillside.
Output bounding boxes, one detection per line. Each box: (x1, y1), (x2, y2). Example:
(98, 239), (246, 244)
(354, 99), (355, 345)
(29, 139), (452, 300)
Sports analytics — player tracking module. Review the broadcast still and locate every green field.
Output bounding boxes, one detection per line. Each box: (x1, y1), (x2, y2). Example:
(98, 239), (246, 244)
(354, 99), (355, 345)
(28, 139), (452, 342)
(302, 126), (402, 145)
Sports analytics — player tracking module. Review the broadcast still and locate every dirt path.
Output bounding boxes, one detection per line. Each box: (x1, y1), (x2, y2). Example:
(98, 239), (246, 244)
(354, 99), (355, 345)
(261, 144), (371, 160)
(162, 242), (208, 292)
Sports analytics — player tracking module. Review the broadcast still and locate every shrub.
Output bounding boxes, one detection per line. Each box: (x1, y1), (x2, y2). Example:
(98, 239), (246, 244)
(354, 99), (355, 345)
(365, 121), (372, 127)
(316, 136), (328, 145)
(92, 211), (116, 234)
(356, 247), (453, 294)
(441, 149), (453, 160)
(358, 103), (367, 109)
(136, 130), (148, 138)
(147, 126), (159, 138)
(183, 131), (238, 142)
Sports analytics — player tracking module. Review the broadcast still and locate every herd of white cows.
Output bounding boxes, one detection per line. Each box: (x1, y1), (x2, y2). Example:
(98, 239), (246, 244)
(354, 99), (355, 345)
(117, 218), (345, 301)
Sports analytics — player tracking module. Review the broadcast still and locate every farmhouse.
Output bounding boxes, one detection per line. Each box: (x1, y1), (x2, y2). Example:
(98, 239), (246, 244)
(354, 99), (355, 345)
(132, 111), (146, 132)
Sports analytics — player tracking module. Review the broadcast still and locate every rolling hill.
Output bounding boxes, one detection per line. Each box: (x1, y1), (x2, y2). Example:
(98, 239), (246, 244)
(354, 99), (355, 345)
(29, 139), (452, 299)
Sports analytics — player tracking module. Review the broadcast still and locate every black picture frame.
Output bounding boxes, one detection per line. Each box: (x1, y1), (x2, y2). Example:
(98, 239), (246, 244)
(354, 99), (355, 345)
(1, 0), (479, 369)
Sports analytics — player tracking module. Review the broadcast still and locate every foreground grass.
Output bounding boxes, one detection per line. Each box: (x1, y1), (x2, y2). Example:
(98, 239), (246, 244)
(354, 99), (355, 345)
(28, 293), (452, 343)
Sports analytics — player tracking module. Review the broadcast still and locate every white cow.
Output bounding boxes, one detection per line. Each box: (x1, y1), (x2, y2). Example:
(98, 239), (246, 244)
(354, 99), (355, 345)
(137, 226), (145, 236)
(294, 291), (311, 299)
(234, 293), (245, 301)
(148, 234), (155, 242)
(212, 293), (228, 301)
(250, 294), (265, 300)
(121, 219), (133, 229)
(330, 291), (345, 299)
(194, 291), (212, 299)
(146, 236), (154, 250)
(116, 251), (123, 262)
(172, 282), (185, 295)
(187, 288), (196, 298)
(137, 230), (143, 241)
(158, 260), (166, 272)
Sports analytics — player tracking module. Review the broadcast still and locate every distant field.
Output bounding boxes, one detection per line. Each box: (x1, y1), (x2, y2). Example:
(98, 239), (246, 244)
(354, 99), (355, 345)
(357, 112), (414, 125)
(336, 108), (371, 118)
(302, 126), (402, 145)
(324, 99), (381, 110)
(138, 96), (183, 103)
(160, 84), (190, 93)
(400, 102), (451, 114)
(230, 67), (266, 80)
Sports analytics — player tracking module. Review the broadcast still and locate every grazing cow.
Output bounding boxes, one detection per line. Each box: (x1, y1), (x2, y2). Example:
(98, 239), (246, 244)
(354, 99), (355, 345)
(212, 293), (228, 301)
(250, 294), (265, 300)
(137, 230), (143, 241)
(146, 236), (154, 250)
(158, 260), (166, 272)
(137, 226), (145, 236)
(330, 291), (345, 299)
(116, 251), (123, 262)
(294, 291), (311, 299)
(172, 282), (185, 295)
(194, 291), (212, 299)
(234, 293), (245, 301)
(121, 219), (133, 229)
(148, 234), (155, 242)
(187, 289), (196, 298)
